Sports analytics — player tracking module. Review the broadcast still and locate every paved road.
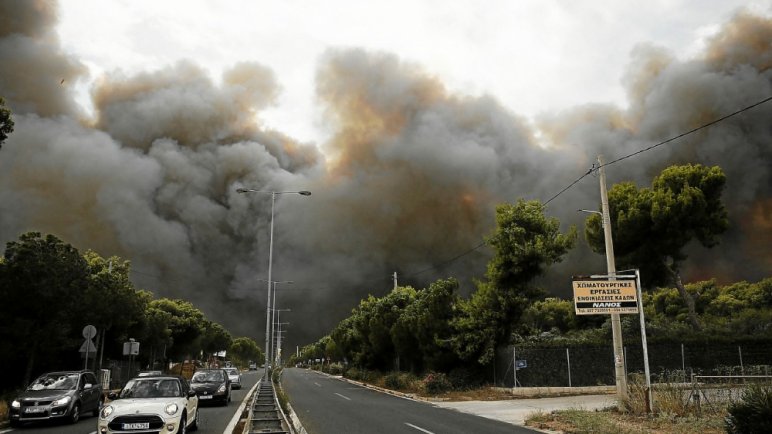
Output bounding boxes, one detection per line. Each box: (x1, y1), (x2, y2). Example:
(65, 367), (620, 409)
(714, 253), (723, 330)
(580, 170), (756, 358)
(0, 370), (260, 434)
(282, 368), (539, 434)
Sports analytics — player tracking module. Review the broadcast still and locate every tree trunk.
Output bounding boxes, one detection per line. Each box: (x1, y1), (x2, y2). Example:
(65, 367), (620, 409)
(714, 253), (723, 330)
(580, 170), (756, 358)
(669, 267), (702, 331)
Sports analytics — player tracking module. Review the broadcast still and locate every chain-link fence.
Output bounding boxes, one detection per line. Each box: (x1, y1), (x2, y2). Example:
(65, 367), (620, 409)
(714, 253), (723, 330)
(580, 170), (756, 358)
(491, 341), (772, 388)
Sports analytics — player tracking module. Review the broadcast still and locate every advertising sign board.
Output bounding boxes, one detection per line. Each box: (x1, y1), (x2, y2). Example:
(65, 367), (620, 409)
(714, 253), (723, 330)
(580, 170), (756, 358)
(572, 277), (638, 314)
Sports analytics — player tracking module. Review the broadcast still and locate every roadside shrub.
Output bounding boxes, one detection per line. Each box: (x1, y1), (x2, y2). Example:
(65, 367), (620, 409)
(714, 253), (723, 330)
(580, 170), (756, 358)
(448, 367), (482, 390)
(384, 372), (407, 390)
(345, 367), (377, 383)
(422, 372), (452, 395)
(383, 372), (419, 391)
(0, 400), (8, 423)
(725, 384), (772, 434)
(327, 363), (344, 376)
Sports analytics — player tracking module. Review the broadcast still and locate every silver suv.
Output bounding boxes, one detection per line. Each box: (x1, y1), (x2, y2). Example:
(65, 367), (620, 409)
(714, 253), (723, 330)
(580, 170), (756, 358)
(10, 370), (104, 427)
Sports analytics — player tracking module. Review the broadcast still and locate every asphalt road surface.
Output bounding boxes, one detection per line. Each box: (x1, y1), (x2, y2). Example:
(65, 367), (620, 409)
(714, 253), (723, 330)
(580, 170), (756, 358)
(0, 370), (260, 434)
(281, 368), (539, 434)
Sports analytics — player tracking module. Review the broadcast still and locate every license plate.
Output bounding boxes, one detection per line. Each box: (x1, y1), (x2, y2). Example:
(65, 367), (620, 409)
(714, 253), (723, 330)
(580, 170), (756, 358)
(123, 422), (150, 429)
(24, 407), (45, 413)
(199, 395), (212, 399)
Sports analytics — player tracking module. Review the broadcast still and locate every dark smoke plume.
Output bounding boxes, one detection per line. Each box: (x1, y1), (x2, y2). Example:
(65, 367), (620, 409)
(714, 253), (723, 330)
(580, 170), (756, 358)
(0, 1), (769, 350)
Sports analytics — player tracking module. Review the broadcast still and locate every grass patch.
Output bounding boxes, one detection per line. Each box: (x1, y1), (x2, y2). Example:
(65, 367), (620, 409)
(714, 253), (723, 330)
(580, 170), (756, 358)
(526, 408), (727, 434)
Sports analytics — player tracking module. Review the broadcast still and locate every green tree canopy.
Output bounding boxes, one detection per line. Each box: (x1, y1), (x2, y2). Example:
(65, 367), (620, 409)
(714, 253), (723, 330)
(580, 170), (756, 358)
(584, 164), (728, 330)
(229, 336), (263, 367)
(149, 298), (207, 360)
(0, 96), (13, 148)
(392, 278), (460, 372)
(0, 232), (89, 384)
(452, 199), (577, 364)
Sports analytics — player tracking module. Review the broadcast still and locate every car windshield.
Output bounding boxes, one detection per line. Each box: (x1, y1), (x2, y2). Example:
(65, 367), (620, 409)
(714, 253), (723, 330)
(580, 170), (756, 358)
(191, 371), (224, 383)
(28, 373), (78, 391)
(120, 378), (181, 398)
(224, 368), (238, 375)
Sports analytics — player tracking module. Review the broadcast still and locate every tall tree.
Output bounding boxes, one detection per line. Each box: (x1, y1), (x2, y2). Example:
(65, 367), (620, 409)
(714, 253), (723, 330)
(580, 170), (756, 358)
(229, 337), (264, 367)
(452, 200), (577, 364)
(0, 232), (88, 385)
(584, 164), (729, 331)
(392, 278), (460, 372)
(0, 96), (13, 148)
(73, 251), (148, 369)
(149, 298), (207, 360)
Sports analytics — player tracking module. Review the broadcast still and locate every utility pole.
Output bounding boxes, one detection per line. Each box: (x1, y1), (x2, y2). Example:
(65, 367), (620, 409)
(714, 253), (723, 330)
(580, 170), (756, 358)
(598, 155), (628, 400)
(393, 271), (398, 289)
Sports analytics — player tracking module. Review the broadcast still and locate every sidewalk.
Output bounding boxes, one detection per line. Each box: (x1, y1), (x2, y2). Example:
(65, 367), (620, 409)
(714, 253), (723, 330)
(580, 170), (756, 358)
(432, 393), (617, 426)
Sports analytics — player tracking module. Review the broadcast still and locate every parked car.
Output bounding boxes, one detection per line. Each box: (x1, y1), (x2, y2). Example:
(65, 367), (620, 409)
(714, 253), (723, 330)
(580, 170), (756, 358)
(223, 367), (241, 389)
(248, 361), (257, 370)
(9, 370), (103, 427)
(137, 370), (163, 377)
(190, 369), (231, 405)
(98, 375), (198, 434)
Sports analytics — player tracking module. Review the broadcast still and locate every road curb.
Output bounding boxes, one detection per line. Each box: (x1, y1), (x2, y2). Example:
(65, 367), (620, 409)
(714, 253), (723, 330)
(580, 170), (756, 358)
(311, 370), (424, 402)
(224, 377), (260, 434)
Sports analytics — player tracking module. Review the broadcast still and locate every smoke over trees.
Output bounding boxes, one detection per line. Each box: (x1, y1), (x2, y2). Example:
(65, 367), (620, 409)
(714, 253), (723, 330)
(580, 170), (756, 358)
(0, 1), (769, 350)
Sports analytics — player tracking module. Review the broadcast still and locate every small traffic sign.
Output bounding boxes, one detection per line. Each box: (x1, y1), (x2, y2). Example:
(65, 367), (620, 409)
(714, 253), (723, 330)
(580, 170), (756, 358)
(79, 339), (96, 353)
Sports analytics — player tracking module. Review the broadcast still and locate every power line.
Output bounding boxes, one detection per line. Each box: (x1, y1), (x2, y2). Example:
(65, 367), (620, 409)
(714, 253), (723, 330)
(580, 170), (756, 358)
(602, 95), (772, 169)
(401, 94), (772, 280)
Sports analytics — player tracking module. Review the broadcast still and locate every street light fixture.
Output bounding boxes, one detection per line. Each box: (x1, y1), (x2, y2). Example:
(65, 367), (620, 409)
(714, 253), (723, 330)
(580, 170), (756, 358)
(237, 188), (310, 379)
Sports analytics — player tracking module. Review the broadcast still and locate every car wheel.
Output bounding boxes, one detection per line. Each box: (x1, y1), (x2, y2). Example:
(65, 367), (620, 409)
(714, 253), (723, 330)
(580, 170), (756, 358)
(69, 402), (81, 424)
(189, 406), (199, 432)
(177, 414), (187, 434)
(93, 395), (105, 417)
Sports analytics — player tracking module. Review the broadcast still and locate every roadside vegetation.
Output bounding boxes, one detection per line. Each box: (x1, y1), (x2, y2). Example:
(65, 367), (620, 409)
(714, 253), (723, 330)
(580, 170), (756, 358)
(0, 231), (263, 398)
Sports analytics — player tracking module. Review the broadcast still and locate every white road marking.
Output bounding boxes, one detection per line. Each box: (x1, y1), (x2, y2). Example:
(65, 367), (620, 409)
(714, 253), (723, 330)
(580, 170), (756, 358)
(314, 382), (321, 387)
(405, 422), (435, 434)
(334, 392), (351, 400)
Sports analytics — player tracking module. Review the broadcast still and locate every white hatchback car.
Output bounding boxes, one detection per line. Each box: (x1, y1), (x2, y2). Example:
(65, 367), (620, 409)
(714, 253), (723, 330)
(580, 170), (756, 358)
(98, 375), (199, 434)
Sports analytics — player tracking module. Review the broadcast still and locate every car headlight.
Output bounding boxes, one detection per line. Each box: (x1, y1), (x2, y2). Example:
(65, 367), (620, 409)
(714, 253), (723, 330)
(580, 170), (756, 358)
(217, 383), (226, 393)
(100, 405), (114, 419)
(11, 400), (20, 408)
(52, 396), (72, 406)
(165, 403), (179, 416)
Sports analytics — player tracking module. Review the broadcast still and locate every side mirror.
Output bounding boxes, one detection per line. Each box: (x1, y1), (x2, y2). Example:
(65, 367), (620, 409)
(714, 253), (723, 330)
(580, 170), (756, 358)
(84, 383), (93, 390)
(108, 392), (119, 400)
(188, 390), (197, 398)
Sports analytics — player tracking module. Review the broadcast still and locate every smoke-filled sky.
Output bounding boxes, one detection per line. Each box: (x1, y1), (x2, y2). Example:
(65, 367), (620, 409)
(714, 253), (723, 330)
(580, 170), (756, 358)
(1, 0), (770, 352)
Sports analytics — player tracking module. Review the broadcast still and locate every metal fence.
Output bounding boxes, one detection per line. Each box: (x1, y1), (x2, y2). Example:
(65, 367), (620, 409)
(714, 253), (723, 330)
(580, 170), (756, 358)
(492, 342), (772, 388)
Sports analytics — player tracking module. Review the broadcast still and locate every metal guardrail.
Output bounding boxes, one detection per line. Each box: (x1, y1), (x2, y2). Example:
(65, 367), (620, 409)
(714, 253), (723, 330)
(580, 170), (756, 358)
(246, 377), (291, 434)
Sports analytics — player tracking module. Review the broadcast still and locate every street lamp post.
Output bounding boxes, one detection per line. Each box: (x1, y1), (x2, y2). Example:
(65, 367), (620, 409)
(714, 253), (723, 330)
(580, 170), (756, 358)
(275, 321), (290, 366)
(236, 188), (310, 380)
(273, 308), (291, 366)
(271, 282), (293, 365)
(258, 280), (294, 367)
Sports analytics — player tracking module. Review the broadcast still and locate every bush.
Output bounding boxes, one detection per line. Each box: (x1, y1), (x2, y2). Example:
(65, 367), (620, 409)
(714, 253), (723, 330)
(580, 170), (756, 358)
(327, 363), (344, 376)
(383, 372), (419, 391)
(422, 372), (452, 395)
(384, 372), (407, 390)
(448, 367), (482, 390)
(345, 367), (377, 383)
(725, 384), (772, 434)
